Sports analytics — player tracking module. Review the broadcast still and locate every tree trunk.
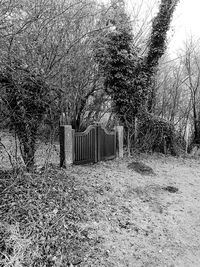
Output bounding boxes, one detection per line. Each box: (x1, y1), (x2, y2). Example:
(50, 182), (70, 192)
(147, 86), (156, 113)
(193, 104), (200, 144)
(17, 125), (37, 172)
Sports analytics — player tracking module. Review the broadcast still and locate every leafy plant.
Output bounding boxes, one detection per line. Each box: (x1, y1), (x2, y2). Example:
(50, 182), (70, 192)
(1, 72), (56, 171)
(95, 0), (180, 154)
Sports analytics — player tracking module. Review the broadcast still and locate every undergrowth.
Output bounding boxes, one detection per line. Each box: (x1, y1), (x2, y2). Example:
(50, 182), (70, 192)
(0, 167), (98, 267)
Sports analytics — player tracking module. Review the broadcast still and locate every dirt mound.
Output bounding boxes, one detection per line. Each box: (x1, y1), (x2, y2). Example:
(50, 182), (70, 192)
(127, 161), (155, 175)
(162, 185), (178, 193)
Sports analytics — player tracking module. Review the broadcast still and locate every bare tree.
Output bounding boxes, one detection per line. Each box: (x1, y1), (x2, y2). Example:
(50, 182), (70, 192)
(182, 38), (200, 144)
(0, 0), (106, 170)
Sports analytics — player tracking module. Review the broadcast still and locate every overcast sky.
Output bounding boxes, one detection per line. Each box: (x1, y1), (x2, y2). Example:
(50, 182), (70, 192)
(99, 0), (200, 57)
(169, 0), (200, 56)
(129, 0), (200, 56)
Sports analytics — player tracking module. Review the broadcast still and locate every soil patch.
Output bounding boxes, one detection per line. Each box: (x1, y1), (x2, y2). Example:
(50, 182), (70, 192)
(127, 161), (155, 175)
(162, 185), (179, 193)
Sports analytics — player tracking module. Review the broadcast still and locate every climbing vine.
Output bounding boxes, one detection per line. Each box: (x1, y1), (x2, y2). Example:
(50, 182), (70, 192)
(95, 0), (180, 154)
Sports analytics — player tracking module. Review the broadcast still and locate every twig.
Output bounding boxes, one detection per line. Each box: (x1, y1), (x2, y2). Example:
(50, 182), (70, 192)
(0, 140), (14, 169)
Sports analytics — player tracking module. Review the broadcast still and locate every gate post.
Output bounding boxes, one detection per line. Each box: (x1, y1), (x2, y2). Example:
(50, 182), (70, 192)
(115, 126), (123, 158)
(59, 125), (73, 167)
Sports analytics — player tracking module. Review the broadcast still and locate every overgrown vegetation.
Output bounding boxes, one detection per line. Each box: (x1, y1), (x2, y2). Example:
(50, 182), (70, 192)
(0, 0), (106, 170)
(0, 73), (57, 171)
(136, 111), (185, 155)
(0, 0), (187, 169)
(95, 0), (180, 154)
(2, 1), (200, 266)
(95, 0), (143, 121)
(0, 167), (101, 266)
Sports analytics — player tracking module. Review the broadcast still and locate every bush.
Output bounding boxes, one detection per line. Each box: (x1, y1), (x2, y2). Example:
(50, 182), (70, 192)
(135, 111), (185, 155)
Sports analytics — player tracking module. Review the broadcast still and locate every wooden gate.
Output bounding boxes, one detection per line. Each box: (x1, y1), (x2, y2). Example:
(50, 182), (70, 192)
(73, 125), (97, 164)
(73, 124), (116, 164)
(97, 125), (116, 161)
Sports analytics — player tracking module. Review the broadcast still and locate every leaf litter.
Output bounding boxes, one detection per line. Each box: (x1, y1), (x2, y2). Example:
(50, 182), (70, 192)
(1, 154), (200, 266)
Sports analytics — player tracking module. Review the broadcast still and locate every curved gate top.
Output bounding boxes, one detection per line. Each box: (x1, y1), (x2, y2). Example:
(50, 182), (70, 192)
(98, 125), (116, 162)
(73, 124), (116, 165)
(59, 124), (123, 167)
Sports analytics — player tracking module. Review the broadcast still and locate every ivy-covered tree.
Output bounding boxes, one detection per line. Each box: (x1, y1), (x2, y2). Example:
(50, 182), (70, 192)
(145, 0), (180, 112)
(95, 0), (142, 122)
(0, 72), (55, 171)
(95, 0), (180, 154)
(96, 0), (179, 118)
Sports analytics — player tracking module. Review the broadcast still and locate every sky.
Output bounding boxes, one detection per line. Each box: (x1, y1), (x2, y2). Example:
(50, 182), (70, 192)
(169, 0), (200, 56)
(99, 0), (200, 58)
(128, 0), (200, 57)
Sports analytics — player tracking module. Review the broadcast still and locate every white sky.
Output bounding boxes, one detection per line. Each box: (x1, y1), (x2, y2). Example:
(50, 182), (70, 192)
(128, 0), (200, 57)
(169, 0), (200, 56)
(99, 0), (200, 57)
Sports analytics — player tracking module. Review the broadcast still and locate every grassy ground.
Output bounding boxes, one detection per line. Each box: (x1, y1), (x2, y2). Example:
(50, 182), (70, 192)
(0, 166), (103, 267)
(64, 155), (200, 267)
(0, 131), (60, 169)
(1, 132), (200, 266)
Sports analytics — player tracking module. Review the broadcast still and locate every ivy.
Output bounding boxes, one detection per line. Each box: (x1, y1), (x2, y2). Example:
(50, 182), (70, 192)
(96, 0), (179, 119)
(95, 0), (180, 153)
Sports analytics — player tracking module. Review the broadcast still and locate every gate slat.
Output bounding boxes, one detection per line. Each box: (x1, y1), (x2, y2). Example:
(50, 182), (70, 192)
(74, 125), (96, 164)
(73, 124), (116, 164)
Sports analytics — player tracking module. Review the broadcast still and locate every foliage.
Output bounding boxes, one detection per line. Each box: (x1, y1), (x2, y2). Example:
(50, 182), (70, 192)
(96, 0), (179, 118)
(0, 168), (99, 266)
(146, 0), (179, 70)
(95, 0), (145, 121)
(136, 111), (185, 155)
(0, 71), (57, 170)
(145, 0), (180, 112)
(0, 0), (106, 169)
(95, 0), (180, 154)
